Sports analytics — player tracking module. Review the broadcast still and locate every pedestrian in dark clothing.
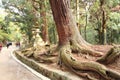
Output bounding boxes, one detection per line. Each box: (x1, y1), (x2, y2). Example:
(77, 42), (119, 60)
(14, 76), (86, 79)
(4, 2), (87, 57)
(6, 42), (12, 48)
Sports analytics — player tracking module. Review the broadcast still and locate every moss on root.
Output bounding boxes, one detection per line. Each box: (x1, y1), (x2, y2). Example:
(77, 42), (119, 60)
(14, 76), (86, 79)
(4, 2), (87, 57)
(97, 45), (120, 64)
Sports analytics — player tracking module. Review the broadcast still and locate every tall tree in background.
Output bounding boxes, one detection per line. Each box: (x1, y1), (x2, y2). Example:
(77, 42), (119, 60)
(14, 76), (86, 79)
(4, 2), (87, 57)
(31, 0), (49, 44)
(90, 0), (108, 44)
(40, 0), (49, 44)
(99, 0), (107, 44)
(75, 0), (80, 31)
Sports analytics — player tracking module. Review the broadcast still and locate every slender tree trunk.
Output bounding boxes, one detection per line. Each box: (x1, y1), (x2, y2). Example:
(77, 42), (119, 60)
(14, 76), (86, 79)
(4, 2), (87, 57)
(76, 0), (80, 23)
(100, 0), (107, 44)
(31, 0), (49, 44)
(85, 12), (87, 41)
(76, 0), (80, 33)
(101, 8), (107, 44)
(29, 9), (38, 46)
(40, 0), (49, 44)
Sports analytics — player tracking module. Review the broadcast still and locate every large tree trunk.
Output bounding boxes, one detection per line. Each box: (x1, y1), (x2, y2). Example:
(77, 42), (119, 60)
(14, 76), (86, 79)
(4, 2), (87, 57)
(49, 0), (120, 79)
(49, 0), (102, 56)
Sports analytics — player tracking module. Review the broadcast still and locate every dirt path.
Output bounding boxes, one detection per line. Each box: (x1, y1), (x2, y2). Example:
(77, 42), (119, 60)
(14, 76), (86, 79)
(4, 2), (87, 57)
(0, 46), (41, 80)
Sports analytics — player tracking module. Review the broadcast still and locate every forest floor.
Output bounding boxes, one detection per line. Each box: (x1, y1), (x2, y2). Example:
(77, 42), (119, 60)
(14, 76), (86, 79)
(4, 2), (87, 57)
(37, 45), (120, 80)
(20, 44), (120, 80)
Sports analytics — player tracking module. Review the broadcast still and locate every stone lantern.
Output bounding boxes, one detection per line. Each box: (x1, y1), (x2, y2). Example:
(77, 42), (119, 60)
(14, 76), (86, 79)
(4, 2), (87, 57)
(33, 29), (45, 47)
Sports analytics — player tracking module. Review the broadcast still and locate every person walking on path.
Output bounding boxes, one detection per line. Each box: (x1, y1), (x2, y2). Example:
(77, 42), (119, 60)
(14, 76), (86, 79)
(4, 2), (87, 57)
(0, 42), (2, 52)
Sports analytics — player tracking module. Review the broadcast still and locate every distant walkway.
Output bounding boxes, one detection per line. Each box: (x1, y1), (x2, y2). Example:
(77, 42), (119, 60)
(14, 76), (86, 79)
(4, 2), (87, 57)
(0, 46), (41, 80)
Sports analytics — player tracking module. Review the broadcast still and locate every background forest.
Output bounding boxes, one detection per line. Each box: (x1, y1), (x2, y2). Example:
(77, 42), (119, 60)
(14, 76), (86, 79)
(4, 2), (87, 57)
(0, 0), (120, 45)
(0, 0), (120, 80)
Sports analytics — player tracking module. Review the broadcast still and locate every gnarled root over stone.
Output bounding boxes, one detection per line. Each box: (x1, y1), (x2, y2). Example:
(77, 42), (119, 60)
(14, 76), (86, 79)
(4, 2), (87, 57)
(20, 45), (57, 63)
(97, 45), (120, 64)
(59, 44), (120, 80)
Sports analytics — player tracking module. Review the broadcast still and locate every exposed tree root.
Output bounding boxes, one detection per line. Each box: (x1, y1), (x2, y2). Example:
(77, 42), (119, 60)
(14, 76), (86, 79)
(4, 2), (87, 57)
(21, 47), (35, 57)
(46, 44), (59, 56)
(20, 43), (120, 79)
(70, 40), (103, 57)
(59, 44), (120, 80)
(37, 56), (57, 63)
(20, 45), (57, 63)
(97, 45), (120, 64)
(68, 67), (99, 80)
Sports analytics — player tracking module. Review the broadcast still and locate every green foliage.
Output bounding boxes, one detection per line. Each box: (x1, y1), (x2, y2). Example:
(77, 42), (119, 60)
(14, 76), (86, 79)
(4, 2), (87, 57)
(109, 12), (120, 25)
(81, 26), (98, 44)
(107, 12), (120, 44)
(2, 0), (36, 41)
(0, 30), (13, 41)
(48, 23), (57, 44)
(0, 13), (13, 41)
(107, 0), (120, 7)
(43, 14), (57, 44)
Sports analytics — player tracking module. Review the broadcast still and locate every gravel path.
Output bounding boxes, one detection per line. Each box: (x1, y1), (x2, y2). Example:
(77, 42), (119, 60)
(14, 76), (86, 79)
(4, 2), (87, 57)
(0, 46), (41, 80)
